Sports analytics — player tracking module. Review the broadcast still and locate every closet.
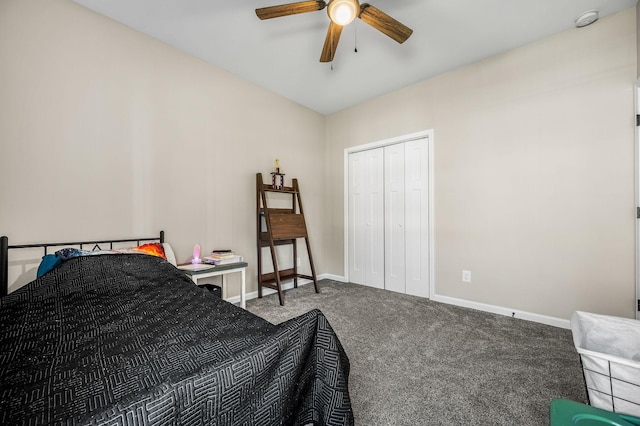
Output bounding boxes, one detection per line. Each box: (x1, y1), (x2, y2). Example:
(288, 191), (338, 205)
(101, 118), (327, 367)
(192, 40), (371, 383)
(347, 137), (430, 298)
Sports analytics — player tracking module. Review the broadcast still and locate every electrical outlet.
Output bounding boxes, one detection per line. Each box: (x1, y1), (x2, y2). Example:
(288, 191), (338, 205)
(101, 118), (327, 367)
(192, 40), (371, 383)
(297, 257), (301, 267)
(462, 270), (471, 283)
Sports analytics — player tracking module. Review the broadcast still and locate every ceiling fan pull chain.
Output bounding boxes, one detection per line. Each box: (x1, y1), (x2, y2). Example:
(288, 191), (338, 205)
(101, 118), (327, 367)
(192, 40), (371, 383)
(354, 20), (358, 53)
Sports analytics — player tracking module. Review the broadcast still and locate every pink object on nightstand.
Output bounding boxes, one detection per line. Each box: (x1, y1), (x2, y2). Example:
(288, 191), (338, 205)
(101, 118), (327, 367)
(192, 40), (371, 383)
(192, 244), (202, 264)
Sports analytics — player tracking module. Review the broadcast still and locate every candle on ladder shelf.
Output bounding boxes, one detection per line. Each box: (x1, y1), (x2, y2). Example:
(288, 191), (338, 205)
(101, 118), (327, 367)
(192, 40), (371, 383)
(271, 158), (285, 189)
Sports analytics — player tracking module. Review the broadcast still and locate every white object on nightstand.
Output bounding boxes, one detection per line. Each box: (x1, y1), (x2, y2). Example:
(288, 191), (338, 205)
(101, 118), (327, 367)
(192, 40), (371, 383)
(178, 262), (248, 309)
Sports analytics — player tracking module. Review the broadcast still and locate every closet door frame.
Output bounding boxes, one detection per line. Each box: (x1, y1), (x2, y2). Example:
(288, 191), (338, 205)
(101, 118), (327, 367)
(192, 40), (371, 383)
(343, 129), (435, 298)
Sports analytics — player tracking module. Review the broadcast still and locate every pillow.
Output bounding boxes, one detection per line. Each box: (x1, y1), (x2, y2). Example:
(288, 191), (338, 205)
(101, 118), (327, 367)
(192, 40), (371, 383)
(123, 242), (167, 260)
(163, 243), (177, 266)
(36, 254), (63, 278)
(56, 247), (105, 260)
(56, 243), (167, 261)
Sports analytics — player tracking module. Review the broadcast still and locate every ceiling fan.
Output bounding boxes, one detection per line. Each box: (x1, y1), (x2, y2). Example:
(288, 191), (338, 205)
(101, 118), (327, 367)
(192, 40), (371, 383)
(256, 0), (413, 63)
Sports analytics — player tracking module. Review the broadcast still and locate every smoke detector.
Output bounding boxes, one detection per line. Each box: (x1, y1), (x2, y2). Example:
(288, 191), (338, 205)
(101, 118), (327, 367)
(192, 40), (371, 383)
(575, 10), (599, 28)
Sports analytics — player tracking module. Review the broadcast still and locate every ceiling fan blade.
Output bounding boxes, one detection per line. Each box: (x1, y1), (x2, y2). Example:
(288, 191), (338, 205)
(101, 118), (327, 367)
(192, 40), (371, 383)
(358, 3), (413, 44)
(256, 1), (326, 20)
(320, 21), (343, 62)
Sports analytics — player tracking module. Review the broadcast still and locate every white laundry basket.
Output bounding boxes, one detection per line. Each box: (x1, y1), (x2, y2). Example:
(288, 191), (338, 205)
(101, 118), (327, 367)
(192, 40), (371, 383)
(571, 311), (640, 417)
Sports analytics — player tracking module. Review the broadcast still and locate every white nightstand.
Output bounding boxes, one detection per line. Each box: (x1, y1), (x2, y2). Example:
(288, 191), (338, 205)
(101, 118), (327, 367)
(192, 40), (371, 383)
(178, 262), (248, 309)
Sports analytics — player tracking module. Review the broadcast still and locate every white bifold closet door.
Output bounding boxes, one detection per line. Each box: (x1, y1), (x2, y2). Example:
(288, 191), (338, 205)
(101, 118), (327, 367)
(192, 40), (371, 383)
(385, 139), (429, 297)
(384, 143), (406, 293)
(348, 138), (429, 297)
(348, 148), (385, 289)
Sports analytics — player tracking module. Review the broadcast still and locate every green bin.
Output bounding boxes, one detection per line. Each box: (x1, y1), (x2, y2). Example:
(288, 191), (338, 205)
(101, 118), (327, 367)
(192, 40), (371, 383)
(550, 399), (640, 426)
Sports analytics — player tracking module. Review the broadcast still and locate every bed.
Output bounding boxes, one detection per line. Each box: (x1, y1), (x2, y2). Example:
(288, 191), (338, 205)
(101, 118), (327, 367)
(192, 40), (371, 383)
(0, 232), (353, 425)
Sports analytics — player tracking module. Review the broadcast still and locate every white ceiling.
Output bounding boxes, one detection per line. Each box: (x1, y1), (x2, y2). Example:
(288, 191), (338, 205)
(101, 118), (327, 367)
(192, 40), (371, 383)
(72, 0), (637, 115)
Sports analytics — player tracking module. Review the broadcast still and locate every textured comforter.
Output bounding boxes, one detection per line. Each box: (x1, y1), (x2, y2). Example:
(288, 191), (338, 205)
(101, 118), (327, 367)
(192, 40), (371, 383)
(0, 254), (353, 425)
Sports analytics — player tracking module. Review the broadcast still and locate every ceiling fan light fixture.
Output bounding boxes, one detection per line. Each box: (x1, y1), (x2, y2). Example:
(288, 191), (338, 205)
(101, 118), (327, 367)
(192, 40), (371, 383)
(328, 0), (359, 26)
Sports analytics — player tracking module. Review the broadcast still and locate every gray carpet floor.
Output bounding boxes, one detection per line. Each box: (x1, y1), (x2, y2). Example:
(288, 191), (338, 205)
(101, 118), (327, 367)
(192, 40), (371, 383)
(246, 280), (587, 425)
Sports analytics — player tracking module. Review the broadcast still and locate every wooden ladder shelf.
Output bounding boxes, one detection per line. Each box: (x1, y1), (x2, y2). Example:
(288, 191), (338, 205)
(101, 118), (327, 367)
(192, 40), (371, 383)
(256, 172), (319, 305)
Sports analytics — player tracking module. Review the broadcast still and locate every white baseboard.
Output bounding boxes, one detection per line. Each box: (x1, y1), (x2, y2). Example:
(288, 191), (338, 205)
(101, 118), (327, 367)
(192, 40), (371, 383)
(321, 273), (346, 282)
(431, 294), (570, 329)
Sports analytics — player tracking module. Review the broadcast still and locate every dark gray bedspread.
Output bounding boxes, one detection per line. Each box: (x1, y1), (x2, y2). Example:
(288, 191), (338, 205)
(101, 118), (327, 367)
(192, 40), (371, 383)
(0, 254), (353, 425)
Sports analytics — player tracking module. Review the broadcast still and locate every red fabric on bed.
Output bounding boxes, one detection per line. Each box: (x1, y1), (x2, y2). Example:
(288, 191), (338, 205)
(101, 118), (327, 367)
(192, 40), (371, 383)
(131, 242), (166, 259)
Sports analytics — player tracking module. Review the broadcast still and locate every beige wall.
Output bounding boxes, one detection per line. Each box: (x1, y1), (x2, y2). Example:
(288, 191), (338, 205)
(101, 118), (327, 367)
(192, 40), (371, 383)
(637, 2), (640, 76)
(0, 0), (326, 295)
(326, 8), (637, 320)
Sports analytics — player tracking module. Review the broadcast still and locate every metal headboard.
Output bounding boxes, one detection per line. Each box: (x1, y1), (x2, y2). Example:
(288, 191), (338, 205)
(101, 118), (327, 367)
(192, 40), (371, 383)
(0, 230), (165, 297)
